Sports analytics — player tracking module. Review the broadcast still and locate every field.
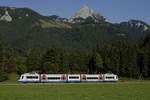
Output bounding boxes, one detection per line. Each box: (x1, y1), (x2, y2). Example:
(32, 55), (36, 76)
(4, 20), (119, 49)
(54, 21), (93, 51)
(0, 82), (150, 100)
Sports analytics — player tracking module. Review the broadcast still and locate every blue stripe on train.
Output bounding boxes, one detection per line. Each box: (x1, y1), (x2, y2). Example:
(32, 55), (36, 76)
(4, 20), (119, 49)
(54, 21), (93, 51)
(18, 80), (118, 83)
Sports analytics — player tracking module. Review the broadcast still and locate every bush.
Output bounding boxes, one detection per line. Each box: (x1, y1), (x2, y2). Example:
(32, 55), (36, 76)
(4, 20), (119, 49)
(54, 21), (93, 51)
(17, 64), (27, 75)
(0, 71), (8, 82)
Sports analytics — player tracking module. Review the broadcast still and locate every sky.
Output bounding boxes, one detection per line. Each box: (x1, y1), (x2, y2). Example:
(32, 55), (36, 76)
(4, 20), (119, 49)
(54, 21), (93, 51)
(0, 0), (149, 23)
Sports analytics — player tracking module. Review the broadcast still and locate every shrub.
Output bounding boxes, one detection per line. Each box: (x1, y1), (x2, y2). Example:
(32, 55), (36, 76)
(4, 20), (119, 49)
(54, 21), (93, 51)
(0, 71), (8, 82)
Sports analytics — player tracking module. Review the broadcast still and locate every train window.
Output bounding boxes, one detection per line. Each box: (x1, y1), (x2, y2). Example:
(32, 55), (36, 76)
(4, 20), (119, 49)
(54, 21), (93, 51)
(42, 75), (47, 80)
(87, 77), (98, 79)
(48, 77), (61, 80)
(26, 76), (38, 79)
(21, 76), (24, 79)
(61, 76), (66, 80)
(42, 77), (46, 80)
(106, 76), (114, 79)
(82, 76), (86, 80)
(69, 76), (79, 79)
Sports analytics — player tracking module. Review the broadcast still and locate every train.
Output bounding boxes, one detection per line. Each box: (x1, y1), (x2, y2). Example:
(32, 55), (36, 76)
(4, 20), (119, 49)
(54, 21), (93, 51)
(18, 72), (118, 83)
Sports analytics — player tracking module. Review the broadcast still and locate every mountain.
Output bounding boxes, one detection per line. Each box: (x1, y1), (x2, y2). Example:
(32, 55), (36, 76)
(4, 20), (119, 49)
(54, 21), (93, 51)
(0, 7), (72, 52)
(114, 20), (150, 39)
(69, 5), (105, 23)
(0, 7), (71, 28)
(0, 6), (150, 54)
(119, 20), (150, 32)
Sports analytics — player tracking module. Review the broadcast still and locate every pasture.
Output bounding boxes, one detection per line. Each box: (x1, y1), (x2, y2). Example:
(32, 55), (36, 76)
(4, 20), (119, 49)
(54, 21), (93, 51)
(0, 82), (150, 100)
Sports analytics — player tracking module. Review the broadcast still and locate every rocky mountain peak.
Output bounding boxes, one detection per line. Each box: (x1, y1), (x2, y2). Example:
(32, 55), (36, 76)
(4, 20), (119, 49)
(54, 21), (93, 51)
(70, 5), (105, 23)
(0, 10), (12, 22)
(128, 20), (149, 31)
(73, 5), (94, 19)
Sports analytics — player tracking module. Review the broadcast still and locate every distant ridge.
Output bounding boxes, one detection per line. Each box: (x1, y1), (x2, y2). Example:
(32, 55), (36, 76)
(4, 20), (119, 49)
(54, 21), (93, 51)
(0, 6), (149, 52)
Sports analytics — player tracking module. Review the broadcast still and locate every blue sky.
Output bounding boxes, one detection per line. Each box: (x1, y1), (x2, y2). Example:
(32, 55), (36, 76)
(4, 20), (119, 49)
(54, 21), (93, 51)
(0, 0), (149, 23)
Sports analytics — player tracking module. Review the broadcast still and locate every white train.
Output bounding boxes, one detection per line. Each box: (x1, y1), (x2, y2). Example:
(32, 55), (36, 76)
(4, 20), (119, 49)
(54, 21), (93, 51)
(18, 72), (118, 83)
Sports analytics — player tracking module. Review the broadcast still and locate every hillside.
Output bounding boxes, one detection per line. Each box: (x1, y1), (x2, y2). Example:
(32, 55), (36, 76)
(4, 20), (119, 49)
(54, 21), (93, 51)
(0, 6), (150, 53)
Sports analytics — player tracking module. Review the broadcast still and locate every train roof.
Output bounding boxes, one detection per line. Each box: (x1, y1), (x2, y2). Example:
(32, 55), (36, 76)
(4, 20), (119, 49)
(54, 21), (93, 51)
(22, 72), (39, 76)
(104, 73), (117, 76)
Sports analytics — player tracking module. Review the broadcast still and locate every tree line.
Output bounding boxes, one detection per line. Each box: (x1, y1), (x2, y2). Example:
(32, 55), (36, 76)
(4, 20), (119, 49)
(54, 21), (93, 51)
(0, 35), (150, 82)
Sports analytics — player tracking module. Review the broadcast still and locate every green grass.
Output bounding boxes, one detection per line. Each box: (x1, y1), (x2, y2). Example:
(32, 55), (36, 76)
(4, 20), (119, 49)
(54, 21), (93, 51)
(0, 82), (150, 100)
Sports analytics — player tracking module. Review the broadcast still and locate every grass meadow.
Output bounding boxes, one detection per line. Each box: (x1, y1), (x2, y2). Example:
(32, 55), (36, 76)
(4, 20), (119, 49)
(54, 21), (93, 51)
(0, 82), (150, 100)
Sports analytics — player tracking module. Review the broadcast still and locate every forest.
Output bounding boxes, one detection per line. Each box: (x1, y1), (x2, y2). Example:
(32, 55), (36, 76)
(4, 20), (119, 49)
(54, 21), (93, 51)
(0, 33), (150, 82)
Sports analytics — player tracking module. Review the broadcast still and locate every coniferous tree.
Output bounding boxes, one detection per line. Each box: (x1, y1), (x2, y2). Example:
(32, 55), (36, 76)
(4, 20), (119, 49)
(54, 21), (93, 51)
(94, 52), (103, 73)
(16, 56), (27, 75)
(41, 47), (59, 73)
(26, 48), (41, 72)
(0, 42), (8, 81)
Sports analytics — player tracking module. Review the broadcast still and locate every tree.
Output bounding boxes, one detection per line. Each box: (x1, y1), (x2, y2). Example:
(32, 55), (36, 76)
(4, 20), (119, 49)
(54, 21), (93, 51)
(26, 48), (41, 72)
(41, 47), (60, 73)
(0, 71), (8, 82)
(99, 39), (139, 78)
(137, 52), (145, 78)
(58, 51), (68, 73)
(94, 52), (104, 73)
(142, 34), (150, 78)
(146, 50), (150, 77)
(16, 56), (27, 75)
(2, 47), (16, 73)
(0, 42), (8, 82)
(17, 64), (27, 76)
(4, 56), (16, 73)
(88, 51), (103, 74)
(0, 42), (4, 71)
